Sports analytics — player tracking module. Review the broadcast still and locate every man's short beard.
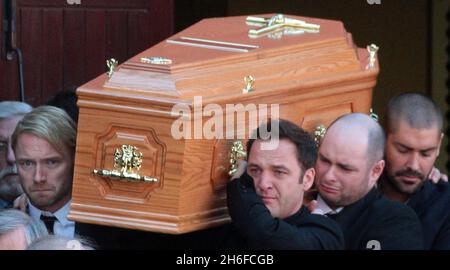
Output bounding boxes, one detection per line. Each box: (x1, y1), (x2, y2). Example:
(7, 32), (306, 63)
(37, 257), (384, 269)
(0, 165), (23, 201)
(388, 169), (426, 195)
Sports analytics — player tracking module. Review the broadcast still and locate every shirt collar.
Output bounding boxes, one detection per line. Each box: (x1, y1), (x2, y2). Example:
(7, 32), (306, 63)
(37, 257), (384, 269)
(28, 199), (72, 226)
(312, 194), (344, 215)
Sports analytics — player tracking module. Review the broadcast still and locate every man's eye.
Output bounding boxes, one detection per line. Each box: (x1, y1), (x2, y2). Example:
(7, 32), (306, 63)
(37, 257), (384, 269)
(0, 142), (7, 151)
(339, 166), (353, 172)
(319, 156), (328, 163)
(19, 160), (33, 167)
(248, 168), (260, 175)
(47, 160), (59, 166)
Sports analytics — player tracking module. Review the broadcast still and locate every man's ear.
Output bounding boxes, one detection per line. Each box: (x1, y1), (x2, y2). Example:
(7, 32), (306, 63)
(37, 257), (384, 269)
(302, 168), (315, 191)
(369, 159), (385, 187)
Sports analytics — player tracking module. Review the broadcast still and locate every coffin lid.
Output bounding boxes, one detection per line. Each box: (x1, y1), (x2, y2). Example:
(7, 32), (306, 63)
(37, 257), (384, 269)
(80, 14), (378, 106)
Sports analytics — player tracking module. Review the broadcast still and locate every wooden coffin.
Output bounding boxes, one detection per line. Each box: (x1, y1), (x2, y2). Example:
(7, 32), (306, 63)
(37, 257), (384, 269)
(69, 14), (379, 234)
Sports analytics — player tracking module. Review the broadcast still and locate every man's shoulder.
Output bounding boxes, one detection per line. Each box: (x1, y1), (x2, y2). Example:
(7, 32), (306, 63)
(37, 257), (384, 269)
(426, 180), (450, 198)
(346, 188), (416, 220)
(410, 181), (450, 210)
(372, 193), (419, 221)
(296, 208), (343, 234)
(363, 193), (424, 249)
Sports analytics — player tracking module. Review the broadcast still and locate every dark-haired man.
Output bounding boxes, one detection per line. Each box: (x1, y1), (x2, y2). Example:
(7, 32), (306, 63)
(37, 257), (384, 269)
(225, 119), (344, 249)
(379, 92), (450, 250)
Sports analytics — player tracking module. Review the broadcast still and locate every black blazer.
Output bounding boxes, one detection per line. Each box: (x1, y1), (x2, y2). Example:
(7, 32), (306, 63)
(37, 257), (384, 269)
(223, 173), (344, 250)
(407, 180), (450, 250)
(326, 188), (424, 250)
(75, 222), (138, 249)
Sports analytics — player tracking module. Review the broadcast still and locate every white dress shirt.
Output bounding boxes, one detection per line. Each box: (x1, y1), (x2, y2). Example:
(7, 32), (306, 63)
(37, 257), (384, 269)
(311, 195), (344, 216)
(29, 199), (75, 238)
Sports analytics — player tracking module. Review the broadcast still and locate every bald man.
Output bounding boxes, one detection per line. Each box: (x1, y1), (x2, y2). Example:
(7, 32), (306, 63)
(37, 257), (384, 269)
(379, 93), (450, 250)
(314, 113), (423, 250)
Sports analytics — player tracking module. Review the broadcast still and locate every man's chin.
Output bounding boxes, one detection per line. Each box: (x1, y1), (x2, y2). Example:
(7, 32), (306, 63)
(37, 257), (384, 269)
(29, 194), (55, 209)
(29, 200), (53, 209)
(265, 205), (279, 217)
(394, 180), (422, 195)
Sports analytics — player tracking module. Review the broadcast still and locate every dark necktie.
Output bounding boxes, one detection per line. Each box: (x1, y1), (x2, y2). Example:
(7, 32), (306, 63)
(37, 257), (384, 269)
(40, 215), (57, 234)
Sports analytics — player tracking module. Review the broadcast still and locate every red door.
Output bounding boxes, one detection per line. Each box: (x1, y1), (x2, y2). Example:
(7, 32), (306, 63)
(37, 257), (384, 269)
(0, 0), (174, 105)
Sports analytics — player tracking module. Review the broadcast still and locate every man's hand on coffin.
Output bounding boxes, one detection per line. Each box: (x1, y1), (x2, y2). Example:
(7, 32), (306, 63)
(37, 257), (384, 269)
(230, 160), (247, 180)
(428, 166), (448, 184)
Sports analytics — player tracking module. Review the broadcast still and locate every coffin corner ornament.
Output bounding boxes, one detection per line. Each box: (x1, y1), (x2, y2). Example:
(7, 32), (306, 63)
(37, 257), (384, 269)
(242, 75), (255, 94)
(106, 58), (118, 78)
(314, 124), (327, 147)
(366, 43), (379, 69)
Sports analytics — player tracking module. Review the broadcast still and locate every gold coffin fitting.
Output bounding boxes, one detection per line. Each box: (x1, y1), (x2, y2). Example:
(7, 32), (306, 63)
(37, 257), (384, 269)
(92, 144), (158, 183)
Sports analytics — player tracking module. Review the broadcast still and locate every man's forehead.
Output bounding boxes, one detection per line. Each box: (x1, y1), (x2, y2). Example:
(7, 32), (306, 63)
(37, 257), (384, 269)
(0, 116), (22, 134)
(389, 121), (442, 142)
(249, 139), (299, 166)
(16, 133), (69, 157)
(320, 132), (369, 165)
(251, 139), (296, 154)
(392, 120), (441, 134)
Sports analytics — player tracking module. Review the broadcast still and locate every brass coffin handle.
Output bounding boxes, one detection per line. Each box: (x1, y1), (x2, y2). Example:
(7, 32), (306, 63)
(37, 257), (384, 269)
(92, 169), (158, 183)
(314, 124), (327, 147)
(141, 57), (172, 65)
(228, 141), (247, 176)
(92, 144), (158, 183)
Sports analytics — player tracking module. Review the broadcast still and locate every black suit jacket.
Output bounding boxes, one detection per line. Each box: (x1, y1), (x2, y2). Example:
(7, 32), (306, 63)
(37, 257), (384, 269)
(407, 180), (450, 250)
(326, 188), (424, 250)
(75, 222), (138, 249)
(76, 221), (216, 249)
(222, 173), (344, 250)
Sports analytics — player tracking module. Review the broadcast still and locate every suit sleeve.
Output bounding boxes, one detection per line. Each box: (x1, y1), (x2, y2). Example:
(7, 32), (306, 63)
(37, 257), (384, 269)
(367, 204), (424, 250)
(226, 173), (344, 250)
(431, 214), (450, 250)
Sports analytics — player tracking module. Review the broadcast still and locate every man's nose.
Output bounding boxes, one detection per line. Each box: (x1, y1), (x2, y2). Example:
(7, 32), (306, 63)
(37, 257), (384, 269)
(33, 164), (47, 183)
(405, 152), (420, 172)
(257, 171), (273, 191)
(321, 165), (337, 183)
(6, 143), (16, 165)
